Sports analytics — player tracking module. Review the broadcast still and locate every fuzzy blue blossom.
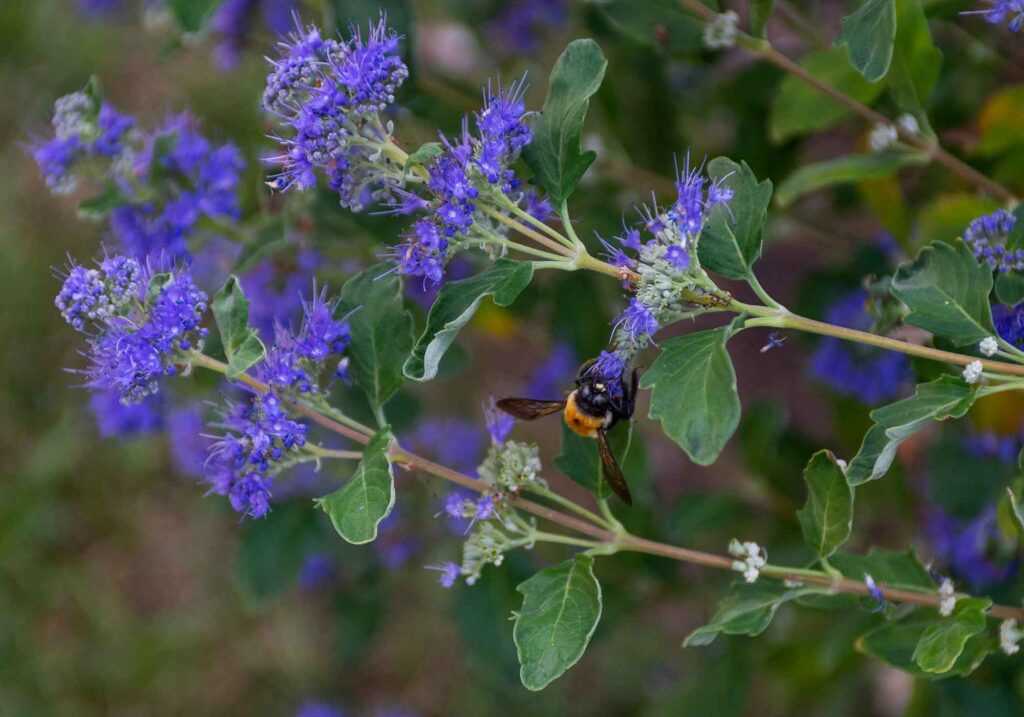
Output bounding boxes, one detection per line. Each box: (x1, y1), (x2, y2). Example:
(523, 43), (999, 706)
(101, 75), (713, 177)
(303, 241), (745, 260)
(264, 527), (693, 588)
(994, 303), (1024, 349)
(206, 391), (308, 518)
(809, 290), (911, 404)
(963, 209), (1021, 273)
(390, 218), (449, 285)
(963, 0), (1024, 32)
(426, 561), (462, 589)
(615, 297), (661, 345)
(484, 396), (515, 445)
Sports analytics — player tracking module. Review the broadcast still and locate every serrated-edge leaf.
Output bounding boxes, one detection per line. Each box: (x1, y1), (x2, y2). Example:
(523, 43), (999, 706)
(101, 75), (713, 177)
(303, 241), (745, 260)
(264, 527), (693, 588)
(912, 598), (991, 674)
(522, 39), (608, 204)
(846, 376), (976, 485)
(404, 259), (534, 381)
(698, 157), (773, 279)
(834, 0), (897, 82)
(316, 428), (395, 544)
(338, 262), (414, 408)
(514, 554), (602, 691)
(640, 321), (741, 465)
(797, 450), (854, 557)
(891, 240), (996, 346)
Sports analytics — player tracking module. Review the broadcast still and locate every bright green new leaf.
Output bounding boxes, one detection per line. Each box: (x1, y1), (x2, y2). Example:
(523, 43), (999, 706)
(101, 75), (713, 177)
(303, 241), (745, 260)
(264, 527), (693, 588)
(212, 276), (266, 379)
(514, 554), (602, 691)
(684, 581), (829, 647)
(834, 0), (897, 82)
(338, 263), (414, 409)
(317, 428), (395, 544)
(522, 39), (607, 205)
(698, 157), (773, 279)
(859, 611), (993, 680)
(846, 377), (976, 485)
(770, 48), (886, 142)
(404, 141), (443, 168)
(641, 321), (741, 466)
(775, 152), (927, 207)
(797, 450), (854, 558)
(891, 240), (996, 346)
(913, 598), (991, 674)
(404, 259), (533, 382)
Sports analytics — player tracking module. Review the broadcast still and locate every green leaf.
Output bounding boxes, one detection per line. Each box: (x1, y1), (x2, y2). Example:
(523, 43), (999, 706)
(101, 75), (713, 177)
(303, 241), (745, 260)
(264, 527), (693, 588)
(212, 276), (266, 380)
(338, 263), (414, 409)
(770, 48), (886, 142)
(522, 39), (608, 204)
(859, 610), (993, 679)
(316, 427), (395, 544)
(797, 450), (854, 558)
(640, 321), (741, 465)
(697, 158), (773, 279)
(1006, 486), (1024, 536)
(514, 554), (602, 691)
(404, 141), (443, 168)
(830, 547), (935, 590)
(887, 0), (942, 116)
(913, 598), (991, 674)
(235, 503), (320, 605)
(846, 376), (976, 485)
(77, 184), (127, 220)
(404, 259), (534, 382)
(749, 0), (777, 38)
(684, 581), (828, 647)
(165, 0), (221, 33)
(834, 0), (897, 82)
(589, 0), (715, 57)
(146, 272), (173, 302)
(555, 421), (630, 500)
(891, 240), (996, 346)
(775, 152), (927, 207)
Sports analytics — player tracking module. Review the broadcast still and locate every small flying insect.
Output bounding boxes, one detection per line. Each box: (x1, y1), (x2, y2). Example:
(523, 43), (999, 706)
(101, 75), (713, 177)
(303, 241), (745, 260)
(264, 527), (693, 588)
(496, 361), (638, 506)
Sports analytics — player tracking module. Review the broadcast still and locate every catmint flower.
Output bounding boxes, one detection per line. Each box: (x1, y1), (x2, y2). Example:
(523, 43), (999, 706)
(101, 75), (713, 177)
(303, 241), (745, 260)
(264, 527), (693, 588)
(55, 254), (141, 331)
(963, 0), (1024, 32)
(443, 492), (497, 530)
(390, 218), (449, 285)
(810, 290), (911, 404)
(1001, 619), (1023, 655)
(703, 10), (739, 49)
(963, 209), (1021, 273)
(963, 360), (983, 384)
(478, 440), (544, 491)
(728, 539), (766, 583)
(938, 578), (957, 616)
(979, 336), (999, 356)
(615, 298), (660, 345)
(483, 396), (515, 445)
(760, 332), (786, 352)
(864, 573), (890, 612)
(995, 303), (1024, 349)
(206, 391), (308, 518)
(426, 561), (462, 588)
(869, 123), (898, 152)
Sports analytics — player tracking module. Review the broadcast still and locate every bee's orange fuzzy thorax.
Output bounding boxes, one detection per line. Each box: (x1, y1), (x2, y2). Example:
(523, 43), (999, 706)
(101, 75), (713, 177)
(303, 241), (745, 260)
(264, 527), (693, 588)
(563, 391), (605, 438)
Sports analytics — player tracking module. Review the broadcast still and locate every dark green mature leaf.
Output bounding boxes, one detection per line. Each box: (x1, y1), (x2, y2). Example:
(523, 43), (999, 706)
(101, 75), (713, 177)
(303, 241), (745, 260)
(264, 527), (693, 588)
(77, 184), (126, 221)
(514, 554), (602, 691)
(888, 0), (942, 116)
(749, 0), (776, 38)
(846, 377), (976, 485)
(522, 39), (607, 205)
(698, 158), (773, 279)
(770, 48), (886, 142)
(212, 276), (266, 379)
(797, 450), (854, 558)
(235, 503), (321, 605)
(830, 547), (935, 590)
(891, 240), (996, 346)
(317, 428), (395, 544)
(834, 0), (897, 82)
(684, 581), (829, 647)
(338, 263), (414, 409)
(554, 422), (611, 500)
(775, 152), (927, 207)
(589, 0), (715, 56)
(166, 0), (221, 33)
(859, 611), (994, 679)
(913, 598), (991, 674)
(641, 321), (741, 465)
(404, 259), (533, 381)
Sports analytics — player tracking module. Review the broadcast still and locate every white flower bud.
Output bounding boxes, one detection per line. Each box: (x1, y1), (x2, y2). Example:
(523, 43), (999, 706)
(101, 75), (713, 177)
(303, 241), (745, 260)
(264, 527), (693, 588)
(962, 360), (983, 384)
(938, 578), (956, 617)
(979, 336), (998, 357)
(869, 123), (898, 152)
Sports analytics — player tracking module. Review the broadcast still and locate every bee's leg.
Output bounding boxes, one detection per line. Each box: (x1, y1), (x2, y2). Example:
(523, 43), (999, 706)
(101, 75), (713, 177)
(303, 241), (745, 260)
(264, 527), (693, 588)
(626, 368), (639, 417)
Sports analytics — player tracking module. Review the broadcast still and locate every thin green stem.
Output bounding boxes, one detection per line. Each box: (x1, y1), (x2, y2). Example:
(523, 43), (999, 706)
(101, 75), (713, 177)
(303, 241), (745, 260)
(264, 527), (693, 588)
(473, 229), (569, 262)
(496, 192), (578, 249)
(478, 204), (577, 257)
(532, 532), (608, 550)
(598, 498), (624, 533)
(525, 485), (616, 531)
(559, 201), (585, 251)
(306, 445), (364, 460)
(745, 273), (786, 311)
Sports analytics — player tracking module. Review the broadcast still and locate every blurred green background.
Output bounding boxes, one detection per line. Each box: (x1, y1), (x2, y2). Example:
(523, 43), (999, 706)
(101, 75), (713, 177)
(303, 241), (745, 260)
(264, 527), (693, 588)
(3, 0), (1024, 714)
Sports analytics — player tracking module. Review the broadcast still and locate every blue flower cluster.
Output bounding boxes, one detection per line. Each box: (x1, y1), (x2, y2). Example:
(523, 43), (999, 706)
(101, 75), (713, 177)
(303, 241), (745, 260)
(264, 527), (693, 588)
(964, 0), (1024, 32)
(56, 254), (208, 404)
(33, 92), (244, 262)
(963, 209), (1022, 273)
(597, 156), (733, 372)
(809, 290), (911, 404)
(263, 15), (409, 210)
(994, 302), (1024, 349)
(927, 506), (1018, 591)
(207, 391), (309, 518)
(210, 0), (296, 69)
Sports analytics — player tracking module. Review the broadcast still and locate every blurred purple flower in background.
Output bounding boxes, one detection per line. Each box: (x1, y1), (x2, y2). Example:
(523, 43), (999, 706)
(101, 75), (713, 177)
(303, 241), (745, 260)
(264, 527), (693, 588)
(525, 341), (576, 398)
(211, 0), (298, 69)
(295, 700), (345, 717)
(810, 290), (912, 404)
(89, 389), (164, 437)
(404, 417), (485, 474)
(297, 552), (339, 591)
(926, 506), (1018, 591)
(487, 0), (567, 53)
(167, 405), (209, 477)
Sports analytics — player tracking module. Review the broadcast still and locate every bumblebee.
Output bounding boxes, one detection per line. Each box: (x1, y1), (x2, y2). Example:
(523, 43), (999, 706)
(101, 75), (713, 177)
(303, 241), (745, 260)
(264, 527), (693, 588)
(496, 361), (638, 506)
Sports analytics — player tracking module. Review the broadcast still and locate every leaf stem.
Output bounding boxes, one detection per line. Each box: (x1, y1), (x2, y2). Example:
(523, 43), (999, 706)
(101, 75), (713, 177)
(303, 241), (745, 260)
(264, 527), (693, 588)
(532, 532), (608, 550)
(306, 445), (364, 461)
(674, 0), (1018, 202)
(745, 272), (786, 310)
(525, 484), (617, 531)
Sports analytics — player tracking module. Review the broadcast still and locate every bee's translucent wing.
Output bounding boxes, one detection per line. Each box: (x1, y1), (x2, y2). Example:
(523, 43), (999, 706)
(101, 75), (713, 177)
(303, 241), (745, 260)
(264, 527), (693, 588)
(495, 398), (566, 420)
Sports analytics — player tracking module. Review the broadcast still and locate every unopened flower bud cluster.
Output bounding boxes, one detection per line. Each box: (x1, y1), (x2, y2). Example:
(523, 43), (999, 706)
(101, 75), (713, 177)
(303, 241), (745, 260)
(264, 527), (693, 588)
(729, 539), (766, 583)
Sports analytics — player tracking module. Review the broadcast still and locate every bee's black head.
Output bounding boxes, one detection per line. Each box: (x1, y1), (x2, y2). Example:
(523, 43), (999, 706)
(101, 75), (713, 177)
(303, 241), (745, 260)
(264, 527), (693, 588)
(575, 377), (611, 413)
